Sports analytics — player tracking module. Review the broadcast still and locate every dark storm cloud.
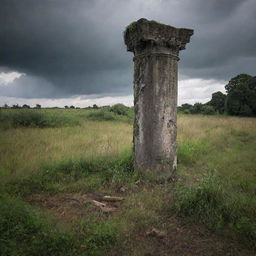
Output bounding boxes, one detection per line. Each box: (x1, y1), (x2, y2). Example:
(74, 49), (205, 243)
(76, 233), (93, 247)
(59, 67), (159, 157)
(0, 0), (256, 98)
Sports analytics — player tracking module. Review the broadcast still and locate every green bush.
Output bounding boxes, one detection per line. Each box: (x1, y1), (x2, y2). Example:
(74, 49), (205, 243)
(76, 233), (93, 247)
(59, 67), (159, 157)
(87, 110), (117, 121)
(109, 104), (130, 116)
(172, 172), (256, 249)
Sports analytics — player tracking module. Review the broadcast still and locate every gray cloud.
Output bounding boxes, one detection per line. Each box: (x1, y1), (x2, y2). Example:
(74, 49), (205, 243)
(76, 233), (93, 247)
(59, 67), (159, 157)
(0, 0), (256, 98)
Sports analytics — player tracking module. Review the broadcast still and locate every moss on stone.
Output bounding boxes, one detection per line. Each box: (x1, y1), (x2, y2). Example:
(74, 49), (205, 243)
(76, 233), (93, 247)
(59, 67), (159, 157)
(125, 19), (163, 34)
(125, 21), (137, 34)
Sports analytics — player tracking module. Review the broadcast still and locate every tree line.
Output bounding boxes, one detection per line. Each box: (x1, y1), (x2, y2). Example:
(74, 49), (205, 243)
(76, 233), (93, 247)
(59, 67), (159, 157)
(178, 74), (256, 116)
(2, 74), (255, 116)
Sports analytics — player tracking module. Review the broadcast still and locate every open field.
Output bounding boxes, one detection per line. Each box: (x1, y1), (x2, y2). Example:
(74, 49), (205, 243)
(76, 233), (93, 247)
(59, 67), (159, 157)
(0, 109), (255, 255)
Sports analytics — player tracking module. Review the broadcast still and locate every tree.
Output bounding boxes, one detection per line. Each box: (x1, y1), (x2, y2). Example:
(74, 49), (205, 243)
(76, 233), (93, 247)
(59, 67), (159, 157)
(225, 74), (256, 116)
(22, 104), (30, 109)
(246, 76), (256, 114)
(225, 74), (252, 93)
(64, 105), (69, 109)
(12, 104), (20, 109)
(70, 105), (75, 109)
(35, 104), (41, 109)
(178, 103), (193, 113)
(208, 91), (226, 113)
(92, 104), (99, 109)
(191, 102), (203, 114)
(201, 105), (215, 115)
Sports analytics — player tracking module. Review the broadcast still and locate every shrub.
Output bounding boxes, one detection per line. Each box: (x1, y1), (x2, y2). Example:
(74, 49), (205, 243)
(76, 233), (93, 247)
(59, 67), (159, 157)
(87, 110), (117, 121)
(109, 104), (130, 116)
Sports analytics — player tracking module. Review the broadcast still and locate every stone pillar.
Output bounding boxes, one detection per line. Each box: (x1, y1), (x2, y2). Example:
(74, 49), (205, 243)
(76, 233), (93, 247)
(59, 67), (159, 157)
(124, 18), (193, 180)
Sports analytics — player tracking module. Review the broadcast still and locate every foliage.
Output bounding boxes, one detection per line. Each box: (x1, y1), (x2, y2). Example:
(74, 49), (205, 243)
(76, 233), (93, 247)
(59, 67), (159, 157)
(178, 103), (193, 113)
(201, 105), (215, 115)
(0, 109), (80, 129)
(190, 102), (204, 114)
(225, 74), (256, 116)
(109, 104), (130, 116)
(208, 91), (226, 113)
(87, 107), (133, 122)
(179, 73), (256, 117)
(225, 74), (252, 93)
(87, 110), (117, 121)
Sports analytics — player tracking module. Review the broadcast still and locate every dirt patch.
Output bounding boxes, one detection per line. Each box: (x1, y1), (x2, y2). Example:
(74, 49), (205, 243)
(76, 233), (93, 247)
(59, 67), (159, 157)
(26, 192), (252, 256)
(25, 193), (123, 222)
(150, 218), (250, 256)
(110, 218), (251, 256)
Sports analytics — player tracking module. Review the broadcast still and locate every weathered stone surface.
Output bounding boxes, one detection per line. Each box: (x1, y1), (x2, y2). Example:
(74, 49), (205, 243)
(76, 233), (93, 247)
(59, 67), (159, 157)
(124, 18), (193, 180)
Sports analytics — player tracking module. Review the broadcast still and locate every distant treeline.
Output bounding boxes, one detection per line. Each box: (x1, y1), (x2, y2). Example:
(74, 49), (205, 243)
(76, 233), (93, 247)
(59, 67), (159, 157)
(0, 103), (131, 111)
(2, 74), (256, 117)
(178, 74), (256, 116)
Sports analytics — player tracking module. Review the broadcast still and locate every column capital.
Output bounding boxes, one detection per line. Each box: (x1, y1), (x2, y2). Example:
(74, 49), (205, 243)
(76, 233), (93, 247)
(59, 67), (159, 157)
(124, 18), (193, 56)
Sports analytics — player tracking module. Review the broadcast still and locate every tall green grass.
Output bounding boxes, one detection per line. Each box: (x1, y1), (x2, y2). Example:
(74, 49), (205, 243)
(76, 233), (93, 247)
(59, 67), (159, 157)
(0, 194), (121, 256)
(173, 172), (256, 249)
(3, 148), (134, 196)
(0, 194), (78, 256)
(0, 109), (80, 129)
(87, 110), (118, 121)
(0, 112), (255, 253)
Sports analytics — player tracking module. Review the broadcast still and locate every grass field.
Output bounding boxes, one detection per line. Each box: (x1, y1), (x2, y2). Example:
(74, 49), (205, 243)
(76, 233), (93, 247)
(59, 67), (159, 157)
(0, 108), (255, 256)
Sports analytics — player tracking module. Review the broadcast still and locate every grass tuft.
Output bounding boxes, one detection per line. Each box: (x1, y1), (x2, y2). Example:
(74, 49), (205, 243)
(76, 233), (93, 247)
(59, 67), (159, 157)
(0, 194), (78, 256)
(172, 172), (256, 249)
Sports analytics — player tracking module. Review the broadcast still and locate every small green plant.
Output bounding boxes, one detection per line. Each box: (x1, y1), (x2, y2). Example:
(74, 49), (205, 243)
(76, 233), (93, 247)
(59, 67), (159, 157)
(85, 221), (119, 256)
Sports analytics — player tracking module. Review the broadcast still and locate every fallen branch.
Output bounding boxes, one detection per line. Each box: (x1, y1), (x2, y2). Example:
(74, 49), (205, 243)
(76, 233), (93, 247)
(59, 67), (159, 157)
(102, 196), (124, 202)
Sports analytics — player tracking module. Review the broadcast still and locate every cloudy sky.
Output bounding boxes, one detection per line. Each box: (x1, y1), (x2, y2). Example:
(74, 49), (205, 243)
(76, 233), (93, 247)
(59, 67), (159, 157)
(1, 0), (256, 107)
